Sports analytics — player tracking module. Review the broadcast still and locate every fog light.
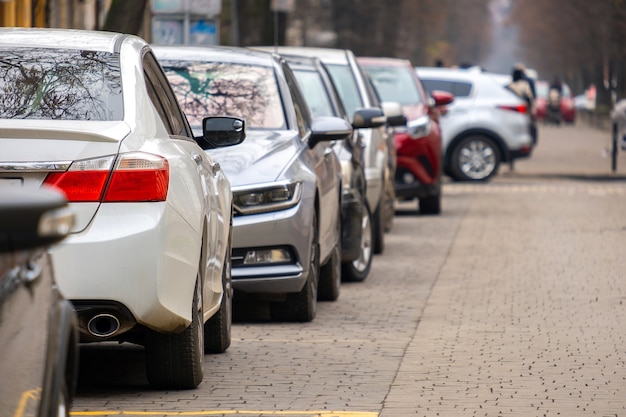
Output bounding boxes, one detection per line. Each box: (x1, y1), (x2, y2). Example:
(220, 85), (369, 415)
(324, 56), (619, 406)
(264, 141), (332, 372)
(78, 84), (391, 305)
(243, 249), (292, 265)
(402, 172), (415, 184)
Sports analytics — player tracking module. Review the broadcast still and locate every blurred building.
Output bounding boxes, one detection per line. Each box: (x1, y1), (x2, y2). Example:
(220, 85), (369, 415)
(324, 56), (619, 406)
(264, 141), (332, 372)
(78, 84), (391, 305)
(0, 0), (111, 30)
(0, 0), (221, 45)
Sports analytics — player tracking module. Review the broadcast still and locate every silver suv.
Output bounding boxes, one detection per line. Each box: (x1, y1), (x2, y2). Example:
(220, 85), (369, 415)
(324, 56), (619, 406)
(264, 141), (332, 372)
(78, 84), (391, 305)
(416, 67), (534, 181)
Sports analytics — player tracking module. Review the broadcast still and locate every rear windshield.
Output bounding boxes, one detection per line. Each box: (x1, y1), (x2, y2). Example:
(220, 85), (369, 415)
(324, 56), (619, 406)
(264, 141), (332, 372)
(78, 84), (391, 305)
(363, 65), (425, 105)
(161, 61), (286, 130)
(421, 79), (473, 98)
(0, 47), (123, 120)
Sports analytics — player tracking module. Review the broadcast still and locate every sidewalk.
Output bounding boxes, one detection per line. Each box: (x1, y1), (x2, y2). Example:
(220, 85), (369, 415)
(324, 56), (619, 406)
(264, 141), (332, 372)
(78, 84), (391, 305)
(381, 123), (626, 416)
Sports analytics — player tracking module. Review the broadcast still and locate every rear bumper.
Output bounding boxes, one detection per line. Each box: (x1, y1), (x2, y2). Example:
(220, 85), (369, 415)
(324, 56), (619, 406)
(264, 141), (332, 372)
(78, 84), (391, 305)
(394, 166), (441, 199)
(50, 202), (201, 336)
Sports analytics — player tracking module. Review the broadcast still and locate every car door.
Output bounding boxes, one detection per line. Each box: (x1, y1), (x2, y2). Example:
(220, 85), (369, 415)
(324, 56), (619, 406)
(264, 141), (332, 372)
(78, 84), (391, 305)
(142, 51), (224, 307)
(283, 63), (340, 261)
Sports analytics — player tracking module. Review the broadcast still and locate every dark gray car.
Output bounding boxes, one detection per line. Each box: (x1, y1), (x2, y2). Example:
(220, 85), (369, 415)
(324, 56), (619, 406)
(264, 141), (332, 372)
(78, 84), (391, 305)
(0, 187), (78, 417)
(283, 54), (387, 282)
(154, 46), (352, 322)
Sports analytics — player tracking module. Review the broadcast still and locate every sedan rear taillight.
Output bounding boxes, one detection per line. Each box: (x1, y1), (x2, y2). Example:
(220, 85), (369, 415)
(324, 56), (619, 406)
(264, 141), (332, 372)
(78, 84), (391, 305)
(497, 104), (528, 114)
(44, 153), (169, 202)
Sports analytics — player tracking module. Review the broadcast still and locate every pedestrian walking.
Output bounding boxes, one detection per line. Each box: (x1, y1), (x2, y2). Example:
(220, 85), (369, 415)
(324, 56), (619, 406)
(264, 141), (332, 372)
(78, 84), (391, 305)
(507, 66), (537, 171)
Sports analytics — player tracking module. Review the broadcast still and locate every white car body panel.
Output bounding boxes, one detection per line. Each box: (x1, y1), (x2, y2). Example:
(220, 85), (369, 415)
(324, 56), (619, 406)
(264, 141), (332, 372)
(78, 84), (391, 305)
(0, 28), (231, 338)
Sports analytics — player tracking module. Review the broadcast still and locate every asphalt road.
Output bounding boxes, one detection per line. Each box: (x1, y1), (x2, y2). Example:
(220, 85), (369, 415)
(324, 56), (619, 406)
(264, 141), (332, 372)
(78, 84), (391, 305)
(72, 122), (626, 417)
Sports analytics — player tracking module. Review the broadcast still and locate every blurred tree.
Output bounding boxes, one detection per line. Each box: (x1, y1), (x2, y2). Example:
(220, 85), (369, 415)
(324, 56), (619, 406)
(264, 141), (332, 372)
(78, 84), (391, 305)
(221, 0), (288, 46)
(102, 0), (148, 34)
(510, 0), (626, 111)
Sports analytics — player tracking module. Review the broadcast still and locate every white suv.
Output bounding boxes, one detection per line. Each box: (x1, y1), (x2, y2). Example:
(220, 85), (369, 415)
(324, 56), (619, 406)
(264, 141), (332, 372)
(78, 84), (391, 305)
(416, 67), (534, 181)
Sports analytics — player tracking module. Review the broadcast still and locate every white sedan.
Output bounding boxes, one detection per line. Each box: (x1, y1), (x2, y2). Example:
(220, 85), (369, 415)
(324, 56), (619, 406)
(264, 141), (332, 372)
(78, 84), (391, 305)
(0, 28), (244, 389)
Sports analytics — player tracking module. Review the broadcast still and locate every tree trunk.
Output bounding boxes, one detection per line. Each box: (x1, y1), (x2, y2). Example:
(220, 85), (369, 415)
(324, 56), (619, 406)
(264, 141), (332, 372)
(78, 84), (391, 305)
(102, 0), (148, 35)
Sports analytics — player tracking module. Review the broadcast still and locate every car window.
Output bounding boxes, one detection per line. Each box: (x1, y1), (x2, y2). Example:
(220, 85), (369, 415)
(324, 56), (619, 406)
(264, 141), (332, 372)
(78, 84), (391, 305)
(282, 62), (311, 138)
(325, 64), (364, 119)
(160, 60), (286, 130)
(363, 65), (425, 105)
(292, 69), (335, 118)
(421, 79), (473, 97)
(142, 52), (192, 138)
(0, 47), (123, 120)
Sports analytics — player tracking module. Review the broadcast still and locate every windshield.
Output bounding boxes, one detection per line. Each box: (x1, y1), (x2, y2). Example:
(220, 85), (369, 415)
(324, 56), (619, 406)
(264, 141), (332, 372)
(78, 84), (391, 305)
(293, 69), (335, 118)
(325, 64), (363, 119)
(0, 47), (123, 120)
(363, 65), (424, 105)
(161, 61), (286, 130)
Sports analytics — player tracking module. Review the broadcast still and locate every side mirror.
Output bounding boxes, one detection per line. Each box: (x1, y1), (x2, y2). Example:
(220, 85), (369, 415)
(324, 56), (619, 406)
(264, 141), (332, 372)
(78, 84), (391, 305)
(309, 116), (353, 148)
(199, 116), (246, 149)
(352, 107), (386, 129)
(0, 187), (74, 252)
(431, 90), (454, 106)
(381, 101), (407, 127)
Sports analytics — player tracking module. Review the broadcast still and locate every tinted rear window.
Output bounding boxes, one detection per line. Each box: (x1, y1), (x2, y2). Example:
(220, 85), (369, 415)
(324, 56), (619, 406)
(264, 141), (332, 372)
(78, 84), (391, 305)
(0, 47), (123, 120)
(421, 79), (473, 97)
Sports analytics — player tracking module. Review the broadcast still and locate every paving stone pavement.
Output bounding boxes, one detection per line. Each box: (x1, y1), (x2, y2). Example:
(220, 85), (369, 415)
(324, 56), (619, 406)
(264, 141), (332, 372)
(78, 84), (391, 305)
(380, 123), (626, 417)
(69, 123), (626, 417)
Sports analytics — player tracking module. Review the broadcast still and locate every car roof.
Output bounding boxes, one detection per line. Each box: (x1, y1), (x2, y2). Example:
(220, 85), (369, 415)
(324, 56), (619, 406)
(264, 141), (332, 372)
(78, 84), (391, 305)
(0, 27), (130, 52)
(153, 45), (279, 67)
(416, 66), (489, 81)
(251, 46), (351, 65)
(417, 67), (512, 87)
(357, 56), (412, 68)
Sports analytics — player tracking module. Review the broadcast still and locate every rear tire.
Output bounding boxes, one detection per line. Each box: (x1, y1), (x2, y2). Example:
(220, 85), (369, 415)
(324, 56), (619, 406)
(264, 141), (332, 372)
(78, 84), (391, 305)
(419, 193), (441, 215)
(383, 177), (395, 233)
(204, 232), (233, 354)
(372, 200), (385, 254)
(318, 243), (341, 301)
(341, 201), (373, 282)
(145, 276), (204, 389)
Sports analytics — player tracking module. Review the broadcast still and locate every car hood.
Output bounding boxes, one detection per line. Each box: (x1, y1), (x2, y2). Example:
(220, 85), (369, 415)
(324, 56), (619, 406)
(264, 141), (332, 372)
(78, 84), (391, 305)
(207, 129), (301, 187)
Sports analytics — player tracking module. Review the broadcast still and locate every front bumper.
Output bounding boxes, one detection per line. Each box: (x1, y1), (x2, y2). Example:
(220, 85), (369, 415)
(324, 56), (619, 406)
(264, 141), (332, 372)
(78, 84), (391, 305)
(230, 197), (314, 294)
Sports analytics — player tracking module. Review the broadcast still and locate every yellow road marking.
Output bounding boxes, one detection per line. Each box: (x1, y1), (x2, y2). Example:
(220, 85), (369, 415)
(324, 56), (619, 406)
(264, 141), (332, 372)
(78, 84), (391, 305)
(13, 388), (41, 417)
(71, 411), (378, 417)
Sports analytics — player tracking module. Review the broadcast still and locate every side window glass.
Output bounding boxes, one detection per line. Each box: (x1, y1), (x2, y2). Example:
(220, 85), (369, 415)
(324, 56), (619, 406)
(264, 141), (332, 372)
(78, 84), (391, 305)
(144, 69), (173, 134)
(143, 52), (193, 138)
(283, 63), (311, 137)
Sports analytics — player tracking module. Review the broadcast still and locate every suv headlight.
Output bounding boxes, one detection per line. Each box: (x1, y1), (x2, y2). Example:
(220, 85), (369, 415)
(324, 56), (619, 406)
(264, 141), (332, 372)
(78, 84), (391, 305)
(233, 181), (302, 215)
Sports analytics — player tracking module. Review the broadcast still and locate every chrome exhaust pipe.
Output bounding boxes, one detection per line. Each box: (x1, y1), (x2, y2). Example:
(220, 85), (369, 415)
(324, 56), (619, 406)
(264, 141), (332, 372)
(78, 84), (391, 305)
(87, 313), (121, 338)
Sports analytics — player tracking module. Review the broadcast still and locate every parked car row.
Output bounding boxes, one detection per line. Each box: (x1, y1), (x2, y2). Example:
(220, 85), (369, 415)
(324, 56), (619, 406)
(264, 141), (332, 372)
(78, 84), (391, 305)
(0, 27), (536, 416)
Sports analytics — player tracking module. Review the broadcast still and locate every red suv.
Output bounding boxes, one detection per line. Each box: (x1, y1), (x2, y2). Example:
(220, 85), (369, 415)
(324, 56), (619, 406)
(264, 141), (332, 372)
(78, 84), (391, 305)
(358, 57), (453, 214)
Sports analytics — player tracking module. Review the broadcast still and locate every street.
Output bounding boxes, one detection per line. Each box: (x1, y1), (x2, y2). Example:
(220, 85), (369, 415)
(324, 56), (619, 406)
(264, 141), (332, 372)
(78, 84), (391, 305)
(72, 121), (626, 417)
